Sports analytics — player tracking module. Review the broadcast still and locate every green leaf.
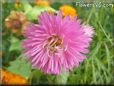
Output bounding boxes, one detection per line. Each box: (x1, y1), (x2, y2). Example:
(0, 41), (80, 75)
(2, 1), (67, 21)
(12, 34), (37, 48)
(24, 5), (57, 20)
(22, 2), (32, 13)
(55, 69), (69, 84)
(68, 73), (85, 84)
(7, 58), (31, 79)
(22, 2), (57, 20)
(9, 36), (22, 51)
(31, 69), (42, 83)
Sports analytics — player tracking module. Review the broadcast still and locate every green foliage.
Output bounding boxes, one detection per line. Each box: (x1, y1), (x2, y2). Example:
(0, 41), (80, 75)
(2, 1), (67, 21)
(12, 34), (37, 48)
(54, 69), (69, 84)
(9, 36), (22, 51)
(25, 6), (57, 20)
(51, 2), (62, 10)
(7, 57), (31, 79)
(31, 69), (42, 83)
(22, 2), (57, 20)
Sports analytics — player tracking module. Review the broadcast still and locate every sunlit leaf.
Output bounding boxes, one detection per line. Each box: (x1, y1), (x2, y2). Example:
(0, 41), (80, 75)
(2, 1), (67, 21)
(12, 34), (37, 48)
(7, 58), (31, 79)
(9, 36), (22, 51)
(22, 2), (57, 20)
(25, 6), (57, 20)
(55, 69), (69, 84)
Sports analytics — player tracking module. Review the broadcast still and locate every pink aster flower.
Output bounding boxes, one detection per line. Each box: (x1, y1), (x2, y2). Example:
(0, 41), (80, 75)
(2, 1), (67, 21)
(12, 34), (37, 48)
(82, 24), (94, 38)
(22, 11), (94, 74)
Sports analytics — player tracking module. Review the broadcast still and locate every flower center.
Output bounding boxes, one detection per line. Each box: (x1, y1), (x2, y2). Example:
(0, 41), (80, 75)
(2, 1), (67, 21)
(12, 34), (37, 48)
(48, 35), (61, 47)
(12, 19), (22, 29)
(44, 35), (63, 56)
